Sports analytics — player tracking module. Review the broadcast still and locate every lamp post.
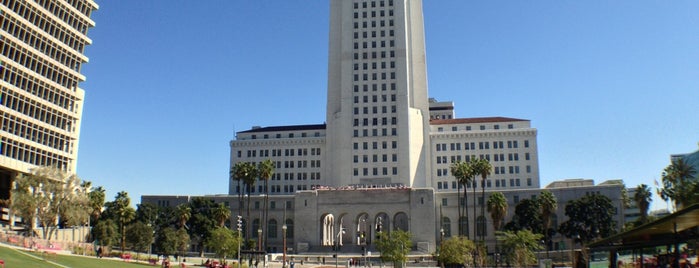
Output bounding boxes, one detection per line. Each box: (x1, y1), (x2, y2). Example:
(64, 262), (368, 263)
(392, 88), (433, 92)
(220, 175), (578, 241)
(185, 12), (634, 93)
(237, 215), (243, 268)
(335, 227), (345, 268)
(258, 228), (263, 251)
(282, 224), (287, 268)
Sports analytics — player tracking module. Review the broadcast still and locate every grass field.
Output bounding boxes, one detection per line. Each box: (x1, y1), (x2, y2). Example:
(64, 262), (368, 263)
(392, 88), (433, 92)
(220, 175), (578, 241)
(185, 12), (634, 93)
(0, 246), (152, 268)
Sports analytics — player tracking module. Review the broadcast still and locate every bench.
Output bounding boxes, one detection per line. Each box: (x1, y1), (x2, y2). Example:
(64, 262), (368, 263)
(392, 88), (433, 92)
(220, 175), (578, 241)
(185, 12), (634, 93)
(149, 258), (158, 265)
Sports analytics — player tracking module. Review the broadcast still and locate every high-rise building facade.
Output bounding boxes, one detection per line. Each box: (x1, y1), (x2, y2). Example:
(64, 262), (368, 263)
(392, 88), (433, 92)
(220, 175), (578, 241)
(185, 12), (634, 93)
(0, 0), (99, 200)
(326, 0), (431, 188)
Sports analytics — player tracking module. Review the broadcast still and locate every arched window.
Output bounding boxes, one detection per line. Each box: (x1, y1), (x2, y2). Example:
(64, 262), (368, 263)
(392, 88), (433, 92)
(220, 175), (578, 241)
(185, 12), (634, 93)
(321, 214), (335, 246)
(268, 219), (278, 239)
(442, 217), (451, 238)
(252, 219), (261, 238)
(476, 216), (487, 237)
(459, 216), (469, 237)
(393, 212), (409, 231)
(285, 219), (294, 239)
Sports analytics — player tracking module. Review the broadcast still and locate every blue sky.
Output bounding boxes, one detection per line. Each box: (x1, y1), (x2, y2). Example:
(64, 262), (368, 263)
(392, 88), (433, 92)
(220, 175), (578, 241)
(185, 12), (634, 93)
(78, 1), (698, 210)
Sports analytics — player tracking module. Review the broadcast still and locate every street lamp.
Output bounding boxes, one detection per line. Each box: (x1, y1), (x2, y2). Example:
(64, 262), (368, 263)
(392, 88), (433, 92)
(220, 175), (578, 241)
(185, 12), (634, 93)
(258, 228), (263, 251)
(282, 224), (287, 268)
(335, 227), (346, 268)
(237, 215), (243, 268)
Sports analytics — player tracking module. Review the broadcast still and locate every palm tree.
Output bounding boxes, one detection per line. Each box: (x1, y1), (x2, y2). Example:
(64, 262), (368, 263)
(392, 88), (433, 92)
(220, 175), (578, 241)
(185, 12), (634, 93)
(212, 203), (232, 228)
(660, 159), (697, 210)
(633, 184), (652, 224)
(242, 163), (258, 239)
(471, 158), (492, 242)
(114, 191), (135, 254)
(450, 161), (474, 237)
(538, 190), (557, 256)
(231, 161), (257, 237)
(487, 192), (508, 233)
(257, 159), (275, 250)
(174, 203), (191, 230)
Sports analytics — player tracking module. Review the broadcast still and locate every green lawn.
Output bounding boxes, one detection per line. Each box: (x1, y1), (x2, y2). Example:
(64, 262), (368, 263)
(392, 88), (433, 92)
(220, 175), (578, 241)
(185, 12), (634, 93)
(0, 246), (153, 268)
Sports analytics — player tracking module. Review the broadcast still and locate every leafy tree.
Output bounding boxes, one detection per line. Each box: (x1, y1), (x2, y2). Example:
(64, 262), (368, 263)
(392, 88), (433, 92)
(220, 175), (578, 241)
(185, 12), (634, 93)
(176, 227), (190, 258)
(188, 197), (217, 257)
(450, 160), (474, 237)
(156, 227), (179, 256)
(10, 166), (87, 239)
(205, 227), (240, 262)
(103, 191), (136, 253)
(504, 198), (542, 234)
(498, 230), (543, 268)
(136, 202), (160, 227)
(633, 184), (652, 225)
(558, 193), (616, 245)
(471, 158), (492, 242)
(92, 219), (118, 247)
(126, 221), (154, 258)
(376, 230), (411, 267)
(258, 159), (274, 248)
(660, 159), (698, 210)
(437, 236), (475, 267)
(539, 190), (558, 252)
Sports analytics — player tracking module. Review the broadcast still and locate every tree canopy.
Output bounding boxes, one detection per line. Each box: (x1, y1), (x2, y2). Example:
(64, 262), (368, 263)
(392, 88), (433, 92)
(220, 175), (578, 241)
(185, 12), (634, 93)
(558, 193), (616, 244)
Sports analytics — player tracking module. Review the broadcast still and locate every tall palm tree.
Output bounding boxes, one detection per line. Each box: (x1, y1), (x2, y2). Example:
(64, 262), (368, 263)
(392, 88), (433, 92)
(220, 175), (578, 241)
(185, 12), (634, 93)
(212, 203), (232, 228)
(114, 191), (135, 254)
(451, 160), (474, 237)
(487, 192), (508, 233)
(633, 184), (652, 224)
(174, 203), (191, 230)
(661, 159), (697, 210)
(538, 190), (557, 256)
(487, 192), (507, 255)
(231, 161), (257, 237)
(471, 158), (492, 242)
(242, 163), (258, 239)
(257, 159), (275, 250)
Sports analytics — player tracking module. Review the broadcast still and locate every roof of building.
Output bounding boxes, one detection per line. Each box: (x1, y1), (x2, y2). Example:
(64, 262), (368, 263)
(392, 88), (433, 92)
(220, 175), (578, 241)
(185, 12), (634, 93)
(430, 116), (528, 125)
(238, 124), (326, 134)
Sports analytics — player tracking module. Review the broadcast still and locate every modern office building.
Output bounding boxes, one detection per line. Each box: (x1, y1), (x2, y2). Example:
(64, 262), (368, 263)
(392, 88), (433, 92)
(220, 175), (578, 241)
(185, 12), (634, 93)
(0, 0), (99, 207)
(145, 0), (624, 255)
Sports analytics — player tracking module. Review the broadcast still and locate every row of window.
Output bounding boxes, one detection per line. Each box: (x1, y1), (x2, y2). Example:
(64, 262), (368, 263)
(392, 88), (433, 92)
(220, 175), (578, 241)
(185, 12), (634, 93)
(353, 140), (397, 150)
(1, 14), (84, 72)
(249, 132), (322, 140)
(239, 148), (322, 158)
(0, 136), (70, 171)
(1, 89), (77, 131)
(235, 184), (312, 194)
(352, 127), (397, 137)
(436, 177), (534, 190)
(354, 19), (393, 30)
(436, 140), (530, 151)
(353, 1), (394, 10)
(279, 160), (321, 169)
(0, 110), (73, 153)
(1, 37), (80, 89)
(437, 124), (519, 132)
(354, 82), (396, 93)
(0, 64), (79, 111)
(352, 116), (397, 127)
(353, 166), (398, 176)
(353, 153), (398, 163)
(34, 0), (93, 34)
(353, 105), (396, 115)
(64, 0), (94, 18)
(2, 0), (89, 52)
(435, 153), (531, 164)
